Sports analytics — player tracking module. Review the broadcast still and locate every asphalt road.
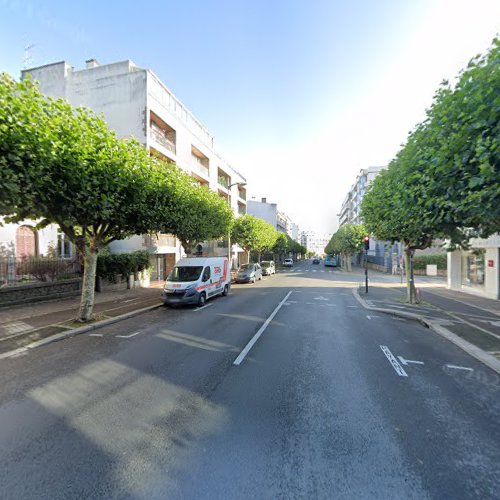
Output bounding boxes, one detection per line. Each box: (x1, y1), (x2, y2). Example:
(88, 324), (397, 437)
(0, 261), (499, 499)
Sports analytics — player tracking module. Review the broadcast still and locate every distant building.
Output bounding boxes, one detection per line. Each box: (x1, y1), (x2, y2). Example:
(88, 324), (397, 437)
(20, 58), (248, 277)
(247, 198), (297, 238)
(300, 231), (333, 256)
(338, 166), (385, 227)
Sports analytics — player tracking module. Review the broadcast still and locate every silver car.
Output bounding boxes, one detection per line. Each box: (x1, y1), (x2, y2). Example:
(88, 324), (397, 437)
(236, 263), (263, 283)
(261, 260), (275, 276)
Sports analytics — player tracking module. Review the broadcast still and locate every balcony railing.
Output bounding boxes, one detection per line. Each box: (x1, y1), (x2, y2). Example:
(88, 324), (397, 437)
(192, 157), (209, 178)
(144, 234), (177, 248)
(150, 126), (176, 154)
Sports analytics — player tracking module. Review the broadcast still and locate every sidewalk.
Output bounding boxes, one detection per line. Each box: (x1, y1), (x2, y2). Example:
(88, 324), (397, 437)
(352, 267), (500, 373)
(0, 282), (165, 356)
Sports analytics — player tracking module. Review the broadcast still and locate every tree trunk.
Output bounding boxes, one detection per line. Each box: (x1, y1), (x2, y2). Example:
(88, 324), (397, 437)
(78, 247), (98, 322)
(346, 253), (352, 272)
(404, 247), (416, 303)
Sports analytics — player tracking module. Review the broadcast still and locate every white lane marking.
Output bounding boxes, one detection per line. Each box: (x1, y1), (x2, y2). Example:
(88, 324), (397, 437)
(233, 291), (293, 366)
(445, 364), (474, 371)
(116, 331), (141, 339)
(194, 303), (214, 312)
(398, 356), (424, 366)
(367, 315), (371, 320)
(380, 345), (408, 377)
(347, 305), (358, 308)
(313, 296), (329, 301)
(89, 333), (103, 337)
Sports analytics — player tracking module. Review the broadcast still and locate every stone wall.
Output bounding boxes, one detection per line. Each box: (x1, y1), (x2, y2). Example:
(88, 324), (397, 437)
(0, 278), (82, 307)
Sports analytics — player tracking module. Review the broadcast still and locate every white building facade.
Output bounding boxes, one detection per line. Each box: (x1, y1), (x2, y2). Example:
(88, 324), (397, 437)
(247, 198), (297, 238)
(300, 231), (333, 256)
(448, 235), (500, 300)
(21, 58), (247, 278)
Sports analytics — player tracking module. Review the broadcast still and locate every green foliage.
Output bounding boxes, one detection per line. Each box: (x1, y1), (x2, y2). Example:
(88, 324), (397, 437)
(170, 181), (234, 255)
(325, 224), (367, 255)
(361, 38), (500, 249)
(96, 250), (151, 282)
(413, 254), (447, 271)
(231, 215), (277, 256)
(0, 73), (227, 320)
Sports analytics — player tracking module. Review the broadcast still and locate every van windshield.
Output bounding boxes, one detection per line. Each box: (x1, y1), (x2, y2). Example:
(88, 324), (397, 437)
(167, 266), (203, 282)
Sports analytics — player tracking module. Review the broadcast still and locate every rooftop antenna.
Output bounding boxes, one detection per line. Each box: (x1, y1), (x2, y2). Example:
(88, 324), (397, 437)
(23, 43), (35, 69)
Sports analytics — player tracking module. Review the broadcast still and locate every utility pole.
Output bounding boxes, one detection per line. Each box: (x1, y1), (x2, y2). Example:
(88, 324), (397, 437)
(363, 236), (370, 293)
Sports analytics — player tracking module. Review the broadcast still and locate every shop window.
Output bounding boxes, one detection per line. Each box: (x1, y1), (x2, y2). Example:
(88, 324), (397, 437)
(462, 249), (485, 287)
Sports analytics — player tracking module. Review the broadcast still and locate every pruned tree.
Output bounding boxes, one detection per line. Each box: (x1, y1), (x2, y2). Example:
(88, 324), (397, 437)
(0, 74), (185, 321)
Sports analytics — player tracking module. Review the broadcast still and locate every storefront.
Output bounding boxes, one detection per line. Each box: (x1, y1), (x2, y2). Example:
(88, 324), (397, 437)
(448, 235), (500, 300)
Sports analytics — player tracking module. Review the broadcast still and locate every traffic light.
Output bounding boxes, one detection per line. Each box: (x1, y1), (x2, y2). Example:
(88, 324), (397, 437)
(363, 236), (370, 251)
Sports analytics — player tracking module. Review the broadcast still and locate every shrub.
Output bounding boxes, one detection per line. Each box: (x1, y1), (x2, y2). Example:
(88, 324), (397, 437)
(413, 254), (447, 270)
(97, 251), (152, 282)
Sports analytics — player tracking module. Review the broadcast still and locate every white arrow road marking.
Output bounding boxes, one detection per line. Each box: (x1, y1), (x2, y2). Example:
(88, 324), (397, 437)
(445, 364), (474, 371)
(380, 345), (408, 377)
(313, 296), (329, 301)
(398, 356), (424, 366)
(116, 331), (141, 339)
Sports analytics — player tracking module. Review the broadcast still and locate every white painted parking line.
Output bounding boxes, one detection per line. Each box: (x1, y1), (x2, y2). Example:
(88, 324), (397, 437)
(445, 364), (474, 371)
(89, 333), (103, 337)
(233, 291), (292, 366)
(194, 303), (214, 312)
(313, 296), (329, 301)
(347, 305), (358, 308)
(116, 331), (141, 339)
(380, 345), (408, 377)
(398, 356), (424, 366)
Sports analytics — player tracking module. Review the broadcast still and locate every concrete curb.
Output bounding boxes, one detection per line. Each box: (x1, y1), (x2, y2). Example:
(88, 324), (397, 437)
(352, 288), (500, 375)
(0, 303), (164, 360)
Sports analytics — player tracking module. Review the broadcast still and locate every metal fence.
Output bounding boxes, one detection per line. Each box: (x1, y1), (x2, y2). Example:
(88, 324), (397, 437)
(0, 256), (82, 286)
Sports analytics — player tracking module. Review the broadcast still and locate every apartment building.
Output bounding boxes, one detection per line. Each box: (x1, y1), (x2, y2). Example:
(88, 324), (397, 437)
(21, 58), (247, 278)
(246, 198), (297, 238)
(300, 231), (333, 256)
(338, 166), (385, 227)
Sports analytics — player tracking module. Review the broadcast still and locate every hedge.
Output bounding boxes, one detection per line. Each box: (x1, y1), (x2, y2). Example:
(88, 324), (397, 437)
(413, 254), (447, 270)
(96, 250), (151, 282)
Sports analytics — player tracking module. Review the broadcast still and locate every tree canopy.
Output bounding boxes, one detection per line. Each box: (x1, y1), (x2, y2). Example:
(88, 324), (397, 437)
(231, 214), (277, 259)
(0, 73), (235, 320)
(361, 37), (500, 249)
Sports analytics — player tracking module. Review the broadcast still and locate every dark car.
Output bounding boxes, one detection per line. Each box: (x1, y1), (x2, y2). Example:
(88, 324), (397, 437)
(312, 258), (320, 264)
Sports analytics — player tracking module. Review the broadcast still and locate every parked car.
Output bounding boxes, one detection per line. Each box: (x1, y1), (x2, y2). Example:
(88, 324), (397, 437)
(261, 260), (275, 276)
(236, 263), (263, 283)
(312, 257), (320, 264)
(162, 257), (230, 307)
(284, 258), (293, 267)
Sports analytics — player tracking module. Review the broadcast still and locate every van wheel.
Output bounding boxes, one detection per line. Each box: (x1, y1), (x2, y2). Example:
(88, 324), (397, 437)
(197, 292), (206, 307)
(222, 284), (229, 296)
(259, 275), (263, 280)
(251, 276), (256, 284)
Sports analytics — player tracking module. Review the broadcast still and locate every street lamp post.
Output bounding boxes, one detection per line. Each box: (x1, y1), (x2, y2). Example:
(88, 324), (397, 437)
(227, 181), (246, 269)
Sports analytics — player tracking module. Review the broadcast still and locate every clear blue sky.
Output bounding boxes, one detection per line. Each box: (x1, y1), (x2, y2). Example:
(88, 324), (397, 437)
(1, 0), (499, 232)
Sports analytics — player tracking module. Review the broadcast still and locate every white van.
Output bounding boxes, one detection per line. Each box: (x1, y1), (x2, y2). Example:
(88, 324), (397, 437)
(161, 257), (230, 307)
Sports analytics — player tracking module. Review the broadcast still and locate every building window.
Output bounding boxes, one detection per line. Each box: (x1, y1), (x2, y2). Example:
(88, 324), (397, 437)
(16, 225), (38, 259)
(462, 249), (485, 288)
(57, 230), (72, 259)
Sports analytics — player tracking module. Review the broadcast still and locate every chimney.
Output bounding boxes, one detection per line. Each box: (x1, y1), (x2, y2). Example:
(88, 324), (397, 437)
(85, 58), (100, 69)
(262, 197), (267, 203)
